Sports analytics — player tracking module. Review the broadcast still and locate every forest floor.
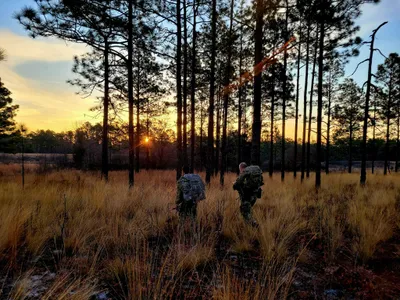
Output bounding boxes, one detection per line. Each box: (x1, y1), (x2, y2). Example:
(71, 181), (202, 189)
(0, 167), (399, 299)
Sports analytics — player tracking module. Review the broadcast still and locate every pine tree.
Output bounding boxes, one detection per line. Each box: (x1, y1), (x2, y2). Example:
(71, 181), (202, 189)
(375, 53), (400, 175)
(333, 78), (364, 174)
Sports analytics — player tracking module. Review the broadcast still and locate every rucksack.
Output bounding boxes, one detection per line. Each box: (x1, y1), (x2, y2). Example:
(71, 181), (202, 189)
(241, 165), (263, 191)
(178, 174), (206, 203)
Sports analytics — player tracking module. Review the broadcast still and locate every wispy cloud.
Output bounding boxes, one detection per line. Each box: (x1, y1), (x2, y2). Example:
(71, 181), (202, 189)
(0, 30), (99, 132)
(0, 29), (88, 65)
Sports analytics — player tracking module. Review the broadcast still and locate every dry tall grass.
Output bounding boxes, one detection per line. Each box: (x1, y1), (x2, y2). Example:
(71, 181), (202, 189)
(0, 170), (399, 298)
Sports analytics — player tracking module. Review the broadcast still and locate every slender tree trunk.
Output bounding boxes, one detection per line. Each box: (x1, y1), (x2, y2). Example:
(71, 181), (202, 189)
(237, 23), (243, 174)
(396, 104), (399, 172)
(216, 86), (221, 175)
(316, 8), (325, 189)
(21, 136), (25, 188)
(135, 57), (140, 173)
(361, 22), (387, 185)
(183, 0), (188, 170)
(146, 116), (150, 170)
(281, 0), (289, 182)
(269, 64), (276, 178)
(301, 24), (310, 182)
(200, 100), (204, 172)
(326, 73), (332, 175)
(294, 23), (302, 178)
(190, 0), (197, 173)
(385, 78), (393, 175)
(307, 25), (319, 178)
(221, 0), (234, 186)
(349, 124), (353, 174)
(176, 0), (183, 180)
(251, 0), (263, 166)
(372, 100), (376, 174)
(102, 41), (109, 182)
(384, 113), (390, 175)
(206, 0), (217, 184)
(128, 0), (135, 188)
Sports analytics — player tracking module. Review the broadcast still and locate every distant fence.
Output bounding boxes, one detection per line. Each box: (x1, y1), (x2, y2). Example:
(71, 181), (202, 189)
(0, 153), (73, 164)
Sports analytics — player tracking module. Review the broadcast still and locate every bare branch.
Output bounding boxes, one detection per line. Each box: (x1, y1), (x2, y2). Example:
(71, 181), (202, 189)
(374, 48), (387, 59)
(350, 59), (369, 76)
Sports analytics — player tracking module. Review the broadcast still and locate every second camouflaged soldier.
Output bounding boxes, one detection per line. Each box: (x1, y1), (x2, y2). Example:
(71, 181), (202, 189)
(176, 167), (206, 220)
(233, 162), (264, 225)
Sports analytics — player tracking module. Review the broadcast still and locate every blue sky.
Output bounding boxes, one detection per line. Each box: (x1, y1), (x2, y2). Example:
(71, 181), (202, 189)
(0, 0), (400, 133)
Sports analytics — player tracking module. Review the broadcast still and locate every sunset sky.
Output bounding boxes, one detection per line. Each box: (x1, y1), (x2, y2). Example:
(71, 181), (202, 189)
(1, 0), (400, 134)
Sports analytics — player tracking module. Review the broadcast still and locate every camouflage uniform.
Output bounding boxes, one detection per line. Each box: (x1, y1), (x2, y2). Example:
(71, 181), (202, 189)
(233, 172), (263, 223)
(176, 177), (197, 219)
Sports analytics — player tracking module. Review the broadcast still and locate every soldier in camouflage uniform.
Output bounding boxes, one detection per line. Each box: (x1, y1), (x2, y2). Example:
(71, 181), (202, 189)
(176, 167), (199, 220)
(233, 162), (263, 225)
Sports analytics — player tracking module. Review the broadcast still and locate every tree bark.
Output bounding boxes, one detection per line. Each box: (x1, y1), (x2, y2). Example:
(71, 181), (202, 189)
(220, 0), (234, 186)
(301, 23), (310, 182)
(102, 40), (109, 182)
(128, 0), (135, 188)
(176, 0), (183, 180)
(190, 0), (197, 173)
(281, 0), (289, 182)
(349, 120), (353, 174)
(294, 22), (302, 178)
(206, 0), (217, 184)
(316, 6), (325, 189)
(269, 64), (276, 177)
(251, 0), (263, 166)
(361, 22), (387, 185)
(326, 70), (332, 175)
(135, 56), (140, 173)
(146, 116), (150, 170)
(237, 22), (244, 174)
(183, 0), (188, 170)
(396, 104), (399, 172)
(307, 24), (319, 178)
(372, 100), (376, 174)
(215, 84), (221, 175)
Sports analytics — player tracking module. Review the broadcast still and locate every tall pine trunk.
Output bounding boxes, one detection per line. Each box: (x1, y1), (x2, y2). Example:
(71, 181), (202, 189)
(220, 0), (234, 186)
(176, 0), (183, 180)
(294, 23), (302, 178)
(135, 57), (140, 173)
(326, 74), (332, 175)
(349, 123), (353, 174)
(183, 0), (188, 170)
(251, 0), (263, 166)
(102, 41), (109, 182)
(361, 22), (387, 185)
(307, 25), (319, 178)
(396, 105), (399, 172)
(215, 84), (221, 175)
(206, 0), (217, 184)
(237, 23), (244, 174)
(128, 0), (135, 188)
(190, 0), (197, 173)
(384, 77), (392, 175)
(316, 8), (325, 188)
(301, 24), (310, 182)
(384, 114), (390, 175)
(281, 0), (289, 181)
(200, 100), (204, 172)
(269, 64), (276, 177)
(372, 100), (376, 174)
(146, 116), (150, 170)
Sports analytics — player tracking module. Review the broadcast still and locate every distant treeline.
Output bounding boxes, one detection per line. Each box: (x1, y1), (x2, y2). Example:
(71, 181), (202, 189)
(1, 122), (397, 173)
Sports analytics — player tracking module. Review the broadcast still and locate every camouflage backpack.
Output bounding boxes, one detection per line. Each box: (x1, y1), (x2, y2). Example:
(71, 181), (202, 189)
(241, 165), (263, 191)
(178, 174), (206, 203)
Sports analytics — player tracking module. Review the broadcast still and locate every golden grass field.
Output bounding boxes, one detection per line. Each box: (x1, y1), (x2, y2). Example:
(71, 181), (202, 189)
(0, 165), (400, 299)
